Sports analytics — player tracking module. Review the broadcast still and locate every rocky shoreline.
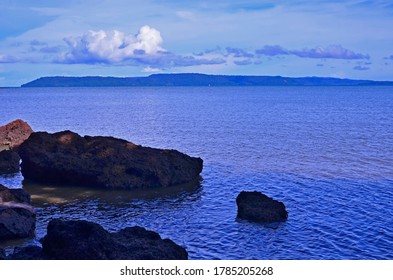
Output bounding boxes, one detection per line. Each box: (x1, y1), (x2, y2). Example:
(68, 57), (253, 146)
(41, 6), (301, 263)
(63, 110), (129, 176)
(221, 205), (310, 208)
(0, 119), (288, 260)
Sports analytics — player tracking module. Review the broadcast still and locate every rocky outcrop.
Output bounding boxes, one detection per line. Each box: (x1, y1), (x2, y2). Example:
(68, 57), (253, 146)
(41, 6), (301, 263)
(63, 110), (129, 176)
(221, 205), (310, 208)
(19, 130), (203, 190)
(0, 119), (33, 151)
(0, 150), (20, 174)
(0, 184), (36, 240)
(236, 191), (288, 223)
(9, 219), (188, 260)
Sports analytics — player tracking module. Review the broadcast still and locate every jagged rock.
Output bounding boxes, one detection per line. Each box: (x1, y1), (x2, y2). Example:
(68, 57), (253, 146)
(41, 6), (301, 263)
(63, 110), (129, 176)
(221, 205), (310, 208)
(0, 150), (20, 174)
(236, 191), (288, 223)
(19, 130), (203, 190)
(0, 184), (36, 240)
(40, 219), (188, 260)
(0, 119), (33, 151)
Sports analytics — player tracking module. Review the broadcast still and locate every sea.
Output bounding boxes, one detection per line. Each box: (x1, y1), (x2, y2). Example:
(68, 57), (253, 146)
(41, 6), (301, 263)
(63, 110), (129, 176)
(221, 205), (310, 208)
(1, 86), (392, 260)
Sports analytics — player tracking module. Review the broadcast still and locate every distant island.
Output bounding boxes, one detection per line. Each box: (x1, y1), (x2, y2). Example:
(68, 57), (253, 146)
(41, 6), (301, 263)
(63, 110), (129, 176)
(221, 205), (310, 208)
(21, 73), (393, 87)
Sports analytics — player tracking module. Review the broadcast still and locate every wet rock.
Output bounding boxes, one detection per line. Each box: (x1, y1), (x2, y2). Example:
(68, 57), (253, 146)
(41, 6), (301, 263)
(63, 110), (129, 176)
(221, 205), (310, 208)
(41, 219), (188, 260)
(0, 150), (20, 174)
(19, 130), (203, 190)
(236, 191), (288, 223)
(0, 119), (33, 151)
(0, 184), (36, 240)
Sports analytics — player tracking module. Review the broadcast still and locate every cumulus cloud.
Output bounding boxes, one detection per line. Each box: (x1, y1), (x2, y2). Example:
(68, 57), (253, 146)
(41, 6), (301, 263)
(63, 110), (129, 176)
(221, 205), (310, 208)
(56, 25), (228, 69)
(58, 25), (166, 64)
(256, 45), (369, 60)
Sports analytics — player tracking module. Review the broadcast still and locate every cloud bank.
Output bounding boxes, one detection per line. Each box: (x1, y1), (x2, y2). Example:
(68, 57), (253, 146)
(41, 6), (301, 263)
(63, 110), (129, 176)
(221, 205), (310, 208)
(256, 45), (370, 60)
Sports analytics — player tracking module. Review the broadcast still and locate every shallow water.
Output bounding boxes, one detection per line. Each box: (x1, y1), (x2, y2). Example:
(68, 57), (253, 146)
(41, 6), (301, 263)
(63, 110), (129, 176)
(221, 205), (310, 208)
(1, 86), (393, 259)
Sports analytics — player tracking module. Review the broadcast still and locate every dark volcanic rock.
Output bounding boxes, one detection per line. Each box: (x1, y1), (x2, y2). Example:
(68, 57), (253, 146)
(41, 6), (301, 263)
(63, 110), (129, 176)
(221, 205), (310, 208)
(0, 150), (20, 174)
(40, 219), (188, 260)
(0, 119), (33, 151)
(0, 206), (36, 240)
(19, 130), (203, 190)
(0, 184), (35, 240)
(236, 191), (288, 223)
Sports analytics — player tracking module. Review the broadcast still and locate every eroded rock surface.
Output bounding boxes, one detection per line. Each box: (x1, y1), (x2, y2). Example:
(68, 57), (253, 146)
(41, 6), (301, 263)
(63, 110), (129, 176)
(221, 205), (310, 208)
(19, 130), (203, 190)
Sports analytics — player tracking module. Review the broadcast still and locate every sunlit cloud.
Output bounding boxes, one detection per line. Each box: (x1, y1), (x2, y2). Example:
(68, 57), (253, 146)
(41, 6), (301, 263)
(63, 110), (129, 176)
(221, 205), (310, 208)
(58, 25), (165, 64)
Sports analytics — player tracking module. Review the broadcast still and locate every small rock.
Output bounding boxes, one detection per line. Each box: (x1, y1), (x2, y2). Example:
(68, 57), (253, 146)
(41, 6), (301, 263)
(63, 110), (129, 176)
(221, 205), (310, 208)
(0, 206), (36, 240)
(236, 191), (288, 223)
(0, 184), (36, 240)
(0, 150), (20, 174)
(0, 184), (31, 204)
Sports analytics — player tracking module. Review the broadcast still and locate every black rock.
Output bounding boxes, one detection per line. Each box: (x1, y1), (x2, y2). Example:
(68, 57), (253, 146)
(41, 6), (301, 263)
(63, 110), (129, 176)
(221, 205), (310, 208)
(0, 206), (36, 240)
(0, 150), (20, 174)
(0, 184), (35, 240)
(41, 219), (188, 260)
(19, 130), (203, 190)
(236, 191), (288, 223)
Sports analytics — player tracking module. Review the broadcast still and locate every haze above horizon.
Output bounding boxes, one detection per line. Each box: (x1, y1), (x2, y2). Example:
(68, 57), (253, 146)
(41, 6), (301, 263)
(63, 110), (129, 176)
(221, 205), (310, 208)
(1, 0), (393, 87)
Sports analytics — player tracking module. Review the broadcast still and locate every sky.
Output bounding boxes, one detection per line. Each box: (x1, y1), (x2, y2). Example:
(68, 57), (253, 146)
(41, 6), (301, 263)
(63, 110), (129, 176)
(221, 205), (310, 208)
(0, 0), (393, 86)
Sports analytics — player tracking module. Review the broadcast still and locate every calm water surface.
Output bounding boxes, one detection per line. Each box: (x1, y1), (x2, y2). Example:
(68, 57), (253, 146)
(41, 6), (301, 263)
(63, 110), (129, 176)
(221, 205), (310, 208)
(1, 86), (393, 259)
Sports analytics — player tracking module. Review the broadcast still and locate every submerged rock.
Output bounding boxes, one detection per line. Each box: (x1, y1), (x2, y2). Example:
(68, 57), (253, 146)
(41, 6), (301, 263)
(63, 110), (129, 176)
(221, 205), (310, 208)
(0, 150), (20, 174)
(0, 184), (36, 240)
(19, 130), (203, 190)
(11, 219), (188, 260)
(0, 119), (33, 151)
(236, 191), (288, 223)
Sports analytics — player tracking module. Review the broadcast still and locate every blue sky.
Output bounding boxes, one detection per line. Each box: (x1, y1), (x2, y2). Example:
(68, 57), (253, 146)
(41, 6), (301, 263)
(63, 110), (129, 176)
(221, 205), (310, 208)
(0, 0), (393, 86)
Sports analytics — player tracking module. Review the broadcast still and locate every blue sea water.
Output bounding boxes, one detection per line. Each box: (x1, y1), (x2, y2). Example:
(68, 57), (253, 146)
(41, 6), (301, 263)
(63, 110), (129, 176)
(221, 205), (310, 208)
(1, 86), (393, 259)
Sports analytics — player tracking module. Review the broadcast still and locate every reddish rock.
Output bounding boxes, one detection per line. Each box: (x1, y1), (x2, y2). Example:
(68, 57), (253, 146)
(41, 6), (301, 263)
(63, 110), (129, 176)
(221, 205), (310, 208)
(19, 130), (203, 190)
(0, 119), (33, 151)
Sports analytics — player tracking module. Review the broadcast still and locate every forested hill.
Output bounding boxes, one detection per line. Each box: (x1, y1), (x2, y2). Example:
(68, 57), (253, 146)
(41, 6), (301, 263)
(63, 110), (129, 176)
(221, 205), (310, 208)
(21, 73), (393, 87)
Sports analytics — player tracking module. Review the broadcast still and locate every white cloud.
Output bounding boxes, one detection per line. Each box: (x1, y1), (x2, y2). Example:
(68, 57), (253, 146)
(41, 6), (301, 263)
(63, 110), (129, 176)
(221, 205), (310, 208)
(58, 25), (165, 64)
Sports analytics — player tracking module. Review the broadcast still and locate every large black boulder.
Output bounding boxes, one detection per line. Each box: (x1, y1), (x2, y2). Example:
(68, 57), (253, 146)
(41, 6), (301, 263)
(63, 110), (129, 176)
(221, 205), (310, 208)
(40, 219), (188, 260)
(19, 130), (203, 190)
(236, 191), (288, 223)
